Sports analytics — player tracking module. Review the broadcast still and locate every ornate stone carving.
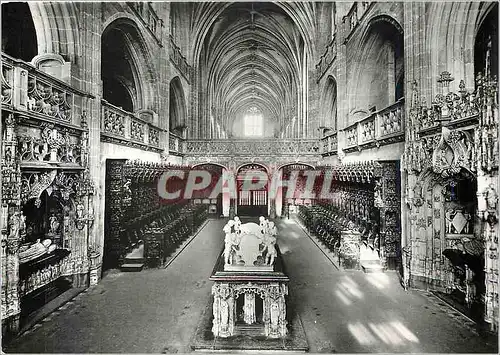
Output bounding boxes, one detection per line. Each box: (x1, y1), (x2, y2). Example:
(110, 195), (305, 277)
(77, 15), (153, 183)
(2, 60), (13, 106)
(27, 73), (72, 121)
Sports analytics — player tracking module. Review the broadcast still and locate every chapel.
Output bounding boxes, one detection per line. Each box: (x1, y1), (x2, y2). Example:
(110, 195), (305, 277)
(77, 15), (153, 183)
(1, 1), (499, 353)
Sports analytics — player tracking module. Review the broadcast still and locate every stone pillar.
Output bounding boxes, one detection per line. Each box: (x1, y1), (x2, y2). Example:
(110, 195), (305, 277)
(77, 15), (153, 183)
(211, 283), (235, 338)
(79, 2), (103, 285)
(229, 198), (236, 219)
(264, 283), (288, 338)
(269, 198), (277, 219)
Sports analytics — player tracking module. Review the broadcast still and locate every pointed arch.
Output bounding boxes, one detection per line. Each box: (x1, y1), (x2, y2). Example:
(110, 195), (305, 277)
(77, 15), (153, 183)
(101, 16), (158, 112)
(169, 76), (187, 135)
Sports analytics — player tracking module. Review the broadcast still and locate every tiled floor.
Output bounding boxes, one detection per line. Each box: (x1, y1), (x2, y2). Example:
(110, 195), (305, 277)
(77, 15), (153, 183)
(4, 218), (498, 353)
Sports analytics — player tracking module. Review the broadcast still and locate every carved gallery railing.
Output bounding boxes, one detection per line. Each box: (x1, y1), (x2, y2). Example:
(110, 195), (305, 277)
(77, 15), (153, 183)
(101, 100), (163, 153)
(169, 35), (192, 83)
(128, 2), (163, 45)
(342, 2), (372, 43)
(185, 139), (320, 157)
(343, 99), (405, 153)
(316, 34), (337, 81)
(2, 53), (90, 128)
(169, 132), (185, 155)
(320, 132), (338, 156)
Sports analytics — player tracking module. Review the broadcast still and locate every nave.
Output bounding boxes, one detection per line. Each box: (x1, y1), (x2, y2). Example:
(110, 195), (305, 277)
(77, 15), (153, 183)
(5, 219), (497, 354)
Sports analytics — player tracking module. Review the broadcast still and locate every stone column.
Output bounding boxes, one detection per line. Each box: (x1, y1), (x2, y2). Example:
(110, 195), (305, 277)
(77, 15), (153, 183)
(212, 283), (235, 337)
(79, 2), (103, 285)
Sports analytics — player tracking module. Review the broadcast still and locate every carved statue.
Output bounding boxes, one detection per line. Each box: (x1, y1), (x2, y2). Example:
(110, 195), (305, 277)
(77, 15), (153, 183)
(485, 185), (498, 210)
(263, 235), (277, 265)
(76, 201), (85, 219)
(259, 216), (268, 235)
(220, 299), (229, 331)
(234, 216), (241, 233)
(122, 179), (132, 206)
(445, 208), (455, 233)
(223, 220), (235, 265)
(49, 214), (60, 234)
(270, 302), (280, 330)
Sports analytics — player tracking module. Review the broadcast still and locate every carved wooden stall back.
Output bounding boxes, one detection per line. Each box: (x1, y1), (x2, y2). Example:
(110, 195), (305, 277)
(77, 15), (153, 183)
(403, 72), (498, 329)
(298, 161), (401, 270)
(103, 160), (209, 270)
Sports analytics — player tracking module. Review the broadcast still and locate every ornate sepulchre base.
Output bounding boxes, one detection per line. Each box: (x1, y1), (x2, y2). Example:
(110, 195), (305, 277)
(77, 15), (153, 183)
(191, 246), (308, 352)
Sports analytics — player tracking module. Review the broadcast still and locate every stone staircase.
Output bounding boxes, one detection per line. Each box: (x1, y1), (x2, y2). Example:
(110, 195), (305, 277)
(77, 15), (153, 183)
(120, 243), (144, 272)
(360, 243), (384, 273)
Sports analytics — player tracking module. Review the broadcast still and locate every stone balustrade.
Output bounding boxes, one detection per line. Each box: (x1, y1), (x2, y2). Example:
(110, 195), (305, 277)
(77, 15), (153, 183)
(169, 35), (192, 83)
(169, 132), (185, 155)
(320, 132), (338, 156)
(342, 2), (372, 43)
(185, 138), (320, 157)
(316, 34), (337, 81)
(101, 100), (163, 151)
(2, 53), (90, 127)
(128, 2), (163, 45)
(343, 99), (405, 152)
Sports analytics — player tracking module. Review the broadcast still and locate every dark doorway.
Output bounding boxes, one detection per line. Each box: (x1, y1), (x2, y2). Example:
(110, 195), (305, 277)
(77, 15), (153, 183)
(1, 3), (37, 61)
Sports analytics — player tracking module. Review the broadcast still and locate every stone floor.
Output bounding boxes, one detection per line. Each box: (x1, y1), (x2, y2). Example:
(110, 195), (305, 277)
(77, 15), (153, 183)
(4, 218), (498, 353)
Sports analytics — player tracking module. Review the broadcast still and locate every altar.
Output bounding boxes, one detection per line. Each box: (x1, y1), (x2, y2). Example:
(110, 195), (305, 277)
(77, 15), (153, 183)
(210, 217), (289, 339)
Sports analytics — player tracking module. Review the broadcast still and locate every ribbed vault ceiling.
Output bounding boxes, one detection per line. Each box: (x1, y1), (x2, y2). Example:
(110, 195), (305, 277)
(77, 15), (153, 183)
(197, 2), (305, 136)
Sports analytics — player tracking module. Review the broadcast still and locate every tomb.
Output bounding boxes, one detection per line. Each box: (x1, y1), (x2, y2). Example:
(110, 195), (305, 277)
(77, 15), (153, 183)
(192, 217), (308, 352)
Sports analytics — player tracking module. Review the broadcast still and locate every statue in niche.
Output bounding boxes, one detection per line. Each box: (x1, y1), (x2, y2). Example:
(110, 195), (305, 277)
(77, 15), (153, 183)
(374, 180), (384, 208)
(19, 212), (27, 242)
(270, 302), (280, 331)
(76, 201), (84, 219)
(445, 209), (455, 233)
(220, 299), (229, 332)
(122, 179), (132, 207)
(485, 185), (498, 210)
(49, 214), (60, 234)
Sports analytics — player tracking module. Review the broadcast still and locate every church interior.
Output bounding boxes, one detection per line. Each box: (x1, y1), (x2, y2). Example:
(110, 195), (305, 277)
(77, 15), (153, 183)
(1, 1), (499, 353)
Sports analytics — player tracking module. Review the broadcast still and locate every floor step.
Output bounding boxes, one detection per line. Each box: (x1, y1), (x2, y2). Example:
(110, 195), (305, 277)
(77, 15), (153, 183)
(120, 263), (144, 272)
(361, 260), (384, 273)
(123, 257), (145, 265)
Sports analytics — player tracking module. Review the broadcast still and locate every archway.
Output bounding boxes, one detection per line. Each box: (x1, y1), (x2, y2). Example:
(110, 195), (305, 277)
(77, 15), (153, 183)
(349, 16), (404, 124)
(190, 163), (224, 217)
(320, 76), (337, 133)
(474, 3), (498, 79)
(236, 164), (269, 217)
(1, 2), (37, 61)
(191, 2), (309, 139)
(278, 163), (317, 218)
(169, 77), (187, 136)
(101, 18), (157, 113)
(411, 167), (483, 319)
